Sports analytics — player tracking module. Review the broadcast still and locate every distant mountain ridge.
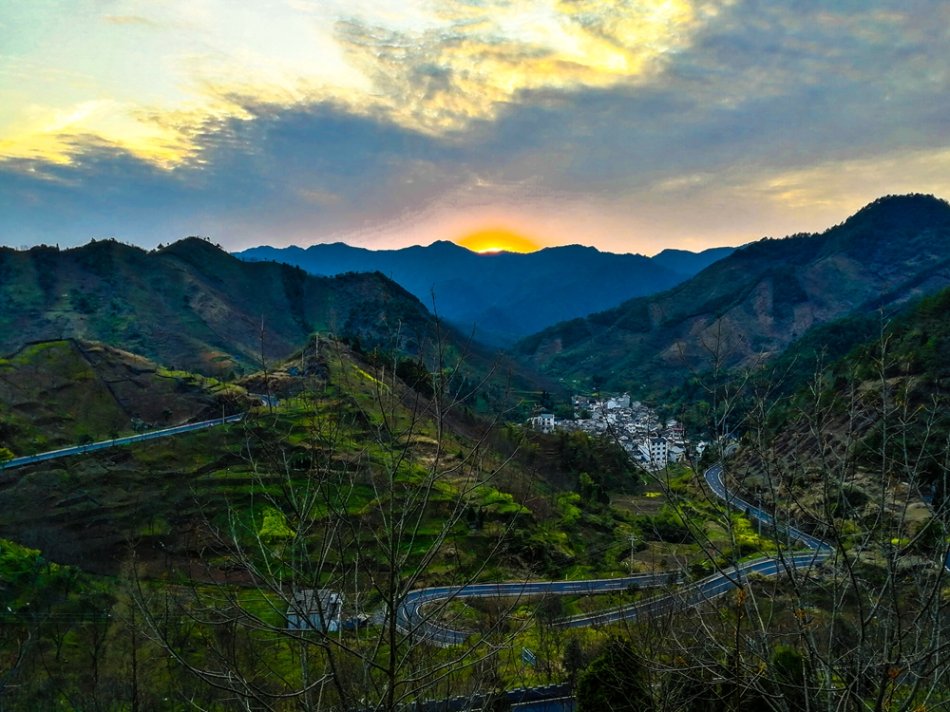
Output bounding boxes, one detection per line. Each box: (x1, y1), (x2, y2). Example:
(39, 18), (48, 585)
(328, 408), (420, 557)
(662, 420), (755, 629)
(0, 237), (446, 376)
(514, 194), (950, 394)
(234, 241), (735, 344)
(651, 246), (736, 276)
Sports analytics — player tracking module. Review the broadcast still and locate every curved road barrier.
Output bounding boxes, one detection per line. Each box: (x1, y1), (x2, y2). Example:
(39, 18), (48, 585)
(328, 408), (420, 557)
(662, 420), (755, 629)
(0, 413), (245, 471)
(410, 683), (573, 712)
(400, 463), (835, 646)
(12, 417), (939, 649)
(398, 572), (682, 646)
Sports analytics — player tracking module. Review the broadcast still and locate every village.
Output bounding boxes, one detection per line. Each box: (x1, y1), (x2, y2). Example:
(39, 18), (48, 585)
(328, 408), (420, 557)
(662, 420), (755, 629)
(528, 393), (705, 471)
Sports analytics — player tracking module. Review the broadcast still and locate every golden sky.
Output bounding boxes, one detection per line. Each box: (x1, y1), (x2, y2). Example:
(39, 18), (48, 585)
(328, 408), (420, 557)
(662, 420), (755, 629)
(1, 0), (948, 252)
(456, 228), (542, 253)
(0, 0), (702, 165)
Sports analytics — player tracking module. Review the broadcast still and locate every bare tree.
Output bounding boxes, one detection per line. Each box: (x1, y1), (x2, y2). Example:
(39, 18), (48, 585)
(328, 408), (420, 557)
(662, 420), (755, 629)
(133, 334), (526, 710)
(638, 318), (950, 711)
(577, 310), (950, 711)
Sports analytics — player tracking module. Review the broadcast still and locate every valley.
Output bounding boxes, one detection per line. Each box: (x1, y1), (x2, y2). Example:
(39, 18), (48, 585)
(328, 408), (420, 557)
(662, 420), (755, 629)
(0, 197), (948, 710)
(517, 194), (950, 396)
(5, 1), (948, 706)
(236, 242), (735, 345)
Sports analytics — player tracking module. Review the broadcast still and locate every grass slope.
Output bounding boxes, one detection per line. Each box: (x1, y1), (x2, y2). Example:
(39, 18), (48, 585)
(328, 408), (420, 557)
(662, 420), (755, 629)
(0, 338), (246, 457)
(0, 337), (816, 707)
(0, 338), (634, 581)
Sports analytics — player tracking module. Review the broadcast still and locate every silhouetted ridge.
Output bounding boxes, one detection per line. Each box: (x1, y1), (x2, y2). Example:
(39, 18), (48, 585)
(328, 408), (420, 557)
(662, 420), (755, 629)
(515, 194), (950, 394)
(234, 240), (732, 344)
(0, 238), (439, 376)
(846, 194), (950, 230)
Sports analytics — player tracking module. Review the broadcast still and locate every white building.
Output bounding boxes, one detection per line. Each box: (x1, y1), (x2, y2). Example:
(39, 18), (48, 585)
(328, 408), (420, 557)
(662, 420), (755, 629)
(287, 589), (344, 632)
(638, 436), (670, 469)
(606, 394), (631, 410)
(528, 413), (556, 434)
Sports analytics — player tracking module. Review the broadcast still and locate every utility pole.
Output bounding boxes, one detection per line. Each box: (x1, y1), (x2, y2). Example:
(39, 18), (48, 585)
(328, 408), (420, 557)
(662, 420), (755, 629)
(259, 315), (273, 413)
(629, 534), (637, 572)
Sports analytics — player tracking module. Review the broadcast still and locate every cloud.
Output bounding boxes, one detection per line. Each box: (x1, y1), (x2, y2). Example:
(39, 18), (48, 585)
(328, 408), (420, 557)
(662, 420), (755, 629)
(0, 0), (947, 253)
(102, 14), (160, 28)
(335, 0), (713, 132)
(466, 0), (949, 191)
(0, 100), (472, 247)
(740, 148), (950, 212)
(0, 99), (213, 168)
(1, 0), (716, 168)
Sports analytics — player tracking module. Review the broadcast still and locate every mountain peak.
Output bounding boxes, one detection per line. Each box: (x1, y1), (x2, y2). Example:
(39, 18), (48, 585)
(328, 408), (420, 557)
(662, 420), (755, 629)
(516, 193), (950, 394)
(428, 240), (465, 250)
(59, 237), (145, 258)
(542, 243), (601, 254)
(160, 236), (228, 256)
(845, 193), (950, 230)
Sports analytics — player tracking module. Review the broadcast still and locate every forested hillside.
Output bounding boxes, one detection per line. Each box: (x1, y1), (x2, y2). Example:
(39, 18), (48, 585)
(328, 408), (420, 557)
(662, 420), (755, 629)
(237, 241), (734, 344)
(517, 195), (950, 395)
(0, 237), (434, 376)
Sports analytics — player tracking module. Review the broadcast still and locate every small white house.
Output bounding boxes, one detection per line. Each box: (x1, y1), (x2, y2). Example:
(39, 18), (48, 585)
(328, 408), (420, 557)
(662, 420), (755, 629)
(606, 394), (631, 410)
(668, 444), (686, 463)
(638, 436), (668, 469)
(528, 413), (556, 434)
(287, 589), (344, 632)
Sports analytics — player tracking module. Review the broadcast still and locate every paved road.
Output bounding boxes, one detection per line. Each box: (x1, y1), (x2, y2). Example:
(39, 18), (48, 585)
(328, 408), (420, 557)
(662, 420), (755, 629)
(703, 464), (831, 552)
(559, 549), (829, 629)
(397, 572), (681, 646)
(400, 463), (835, 645)
(0, 413), (245, 471)
(704, 464), (950, 572)
(556, 464), (833, 628)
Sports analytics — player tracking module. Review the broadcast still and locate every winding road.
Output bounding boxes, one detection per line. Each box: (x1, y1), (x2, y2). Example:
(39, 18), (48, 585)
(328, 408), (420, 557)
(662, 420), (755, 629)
(397, 572), (682, 646)
(0, 413), (245, 471)
(398, 463), (834, 645)
(703, 464), (829, 552)
(11, 422), (941, 647)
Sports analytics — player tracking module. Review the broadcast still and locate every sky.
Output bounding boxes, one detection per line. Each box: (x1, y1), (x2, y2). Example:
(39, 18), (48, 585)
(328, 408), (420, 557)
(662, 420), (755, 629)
(1, 0), (948, 255)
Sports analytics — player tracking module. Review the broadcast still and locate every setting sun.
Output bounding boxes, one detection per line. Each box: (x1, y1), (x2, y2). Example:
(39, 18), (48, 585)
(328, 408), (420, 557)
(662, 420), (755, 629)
(455, 228), (541, 254)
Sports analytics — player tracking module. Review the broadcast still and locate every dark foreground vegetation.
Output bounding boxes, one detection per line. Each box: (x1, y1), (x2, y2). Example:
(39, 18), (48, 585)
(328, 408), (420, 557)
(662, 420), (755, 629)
(0, 304), (948, 711)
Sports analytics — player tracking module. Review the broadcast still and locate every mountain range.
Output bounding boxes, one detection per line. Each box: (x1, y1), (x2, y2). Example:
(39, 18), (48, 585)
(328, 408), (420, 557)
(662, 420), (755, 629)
(0, 237), (553, 411)
(515, 194), (950, 394)
(3, 194), (947, 406)
(0, 237), (438, 375)
(235, 241), (735, 345)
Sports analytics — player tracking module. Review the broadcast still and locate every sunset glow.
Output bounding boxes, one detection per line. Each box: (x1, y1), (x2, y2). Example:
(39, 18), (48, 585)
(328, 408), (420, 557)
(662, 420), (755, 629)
(455, 228), (541, 254)
(1, 2), (947, 252)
